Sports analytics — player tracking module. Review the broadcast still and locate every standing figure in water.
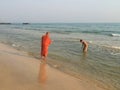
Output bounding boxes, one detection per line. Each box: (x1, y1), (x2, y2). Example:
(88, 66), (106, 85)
(41, 32), (52, 61)
(80, 39), (88, 53)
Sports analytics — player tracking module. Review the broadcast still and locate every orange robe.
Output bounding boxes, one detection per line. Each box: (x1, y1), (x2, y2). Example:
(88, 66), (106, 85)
(41, 35), (51, 57)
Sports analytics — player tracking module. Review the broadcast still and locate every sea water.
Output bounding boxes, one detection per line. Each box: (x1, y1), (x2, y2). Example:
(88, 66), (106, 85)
(0, 23), (120, 90)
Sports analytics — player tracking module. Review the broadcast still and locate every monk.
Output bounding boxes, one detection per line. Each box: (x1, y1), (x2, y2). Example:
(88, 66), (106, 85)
(41, 32), (52, 61)
(80, 39), (88, 53)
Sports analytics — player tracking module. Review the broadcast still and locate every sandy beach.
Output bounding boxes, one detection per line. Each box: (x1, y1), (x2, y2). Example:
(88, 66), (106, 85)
(0, 43), (106, 90)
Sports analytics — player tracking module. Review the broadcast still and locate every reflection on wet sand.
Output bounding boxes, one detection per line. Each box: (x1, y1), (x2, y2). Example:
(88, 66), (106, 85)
(38, 61), (47, 84)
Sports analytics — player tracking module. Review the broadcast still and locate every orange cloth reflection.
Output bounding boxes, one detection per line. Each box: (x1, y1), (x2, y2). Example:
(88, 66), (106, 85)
(38, 62), (47, 84)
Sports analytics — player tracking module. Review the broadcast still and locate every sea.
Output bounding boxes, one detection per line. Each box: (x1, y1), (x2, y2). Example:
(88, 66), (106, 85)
(0, 23), (120, 90)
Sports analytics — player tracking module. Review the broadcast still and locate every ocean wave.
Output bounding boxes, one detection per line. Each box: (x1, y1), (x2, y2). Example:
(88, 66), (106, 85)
(82, 31), (100, 34)
(80, 41), (120, 50)
(96, 45), (120, 50)
(51, 31), (72, 34)
(110, 46), (120, 49)
(110, 52), (120, 55)
(11, 43), (24, 49)
(111, 33), (120, 37)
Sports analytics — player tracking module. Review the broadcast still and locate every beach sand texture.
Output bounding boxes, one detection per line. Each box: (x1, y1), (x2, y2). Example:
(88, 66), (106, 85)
(0, 43), (105, 90)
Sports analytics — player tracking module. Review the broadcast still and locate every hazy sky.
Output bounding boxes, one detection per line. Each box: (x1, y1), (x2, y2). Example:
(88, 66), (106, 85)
(0, 0), (120, 23)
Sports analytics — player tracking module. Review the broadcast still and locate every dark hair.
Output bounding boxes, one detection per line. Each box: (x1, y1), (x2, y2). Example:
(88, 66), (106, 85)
(46, 32), (49, 35)
(80, 39), (83, 42)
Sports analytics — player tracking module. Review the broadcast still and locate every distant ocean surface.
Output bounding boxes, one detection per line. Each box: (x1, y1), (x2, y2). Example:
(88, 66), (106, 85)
(0, 23), (120, 90)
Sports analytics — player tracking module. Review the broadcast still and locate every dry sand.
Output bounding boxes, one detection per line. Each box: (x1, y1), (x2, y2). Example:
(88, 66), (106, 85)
(0, 43), (106, 90)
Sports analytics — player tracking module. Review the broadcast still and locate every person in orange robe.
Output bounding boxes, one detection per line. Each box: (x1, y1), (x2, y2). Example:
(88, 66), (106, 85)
(41, 32), (52, 61)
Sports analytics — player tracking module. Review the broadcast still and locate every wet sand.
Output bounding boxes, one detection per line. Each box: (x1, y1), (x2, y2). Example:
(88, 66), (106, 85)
(0, 43), (106, 90)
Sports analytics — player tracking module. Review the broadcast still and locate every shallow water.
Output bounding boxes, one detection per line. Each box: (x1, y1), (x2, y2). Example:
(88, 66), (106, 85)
(0, 23), (120, 90)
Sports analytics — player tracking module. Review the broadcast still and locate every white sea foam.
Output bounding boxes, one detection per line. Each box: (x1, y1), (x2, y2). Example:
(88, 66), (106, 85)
(12, 44), (16, 47)
(111, 33), (120, 37)
(111, 46), (120, 49)
(12, 43), (20, 48)
(98, 45), (120, 50)
(111, 52), (120, 55)
(88, 41), (93, 44)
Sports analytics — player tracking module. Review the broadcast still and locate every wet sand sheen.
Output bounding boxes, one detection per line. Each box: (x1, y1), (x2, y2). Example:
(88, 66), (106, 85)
(0, 43), (106, 90)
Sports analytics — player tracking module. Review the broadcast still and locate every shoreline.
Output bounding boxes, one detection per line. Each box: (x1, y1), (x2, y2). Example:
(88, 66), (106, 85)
(0, 43), (107, 90)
